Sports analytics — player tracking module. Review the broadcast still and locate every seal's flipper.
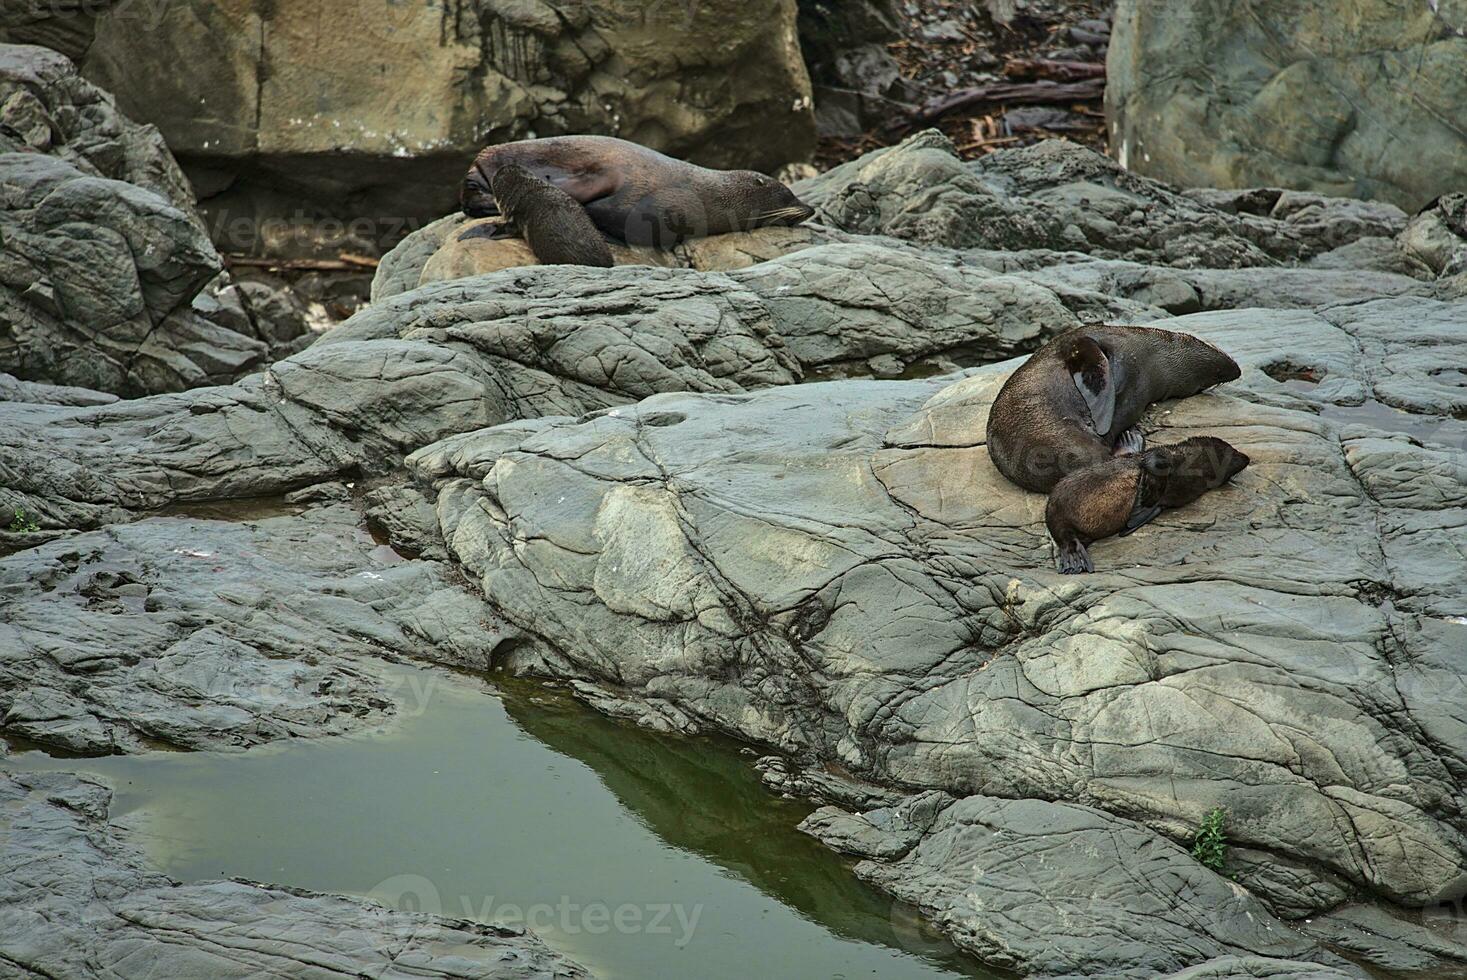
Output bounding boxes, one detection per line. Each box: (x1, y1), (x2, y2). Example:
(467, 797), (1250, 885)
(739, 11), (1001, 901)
(1120, 504), (1162, 536)
(1055, 540), (1093, 574)
(1065, 336), (1116, 437)
(552, 171), (619, 205)
(457, 222), (516, 243)
(1123, 450), (1169, 535)
(1113, 426), (1144, 455)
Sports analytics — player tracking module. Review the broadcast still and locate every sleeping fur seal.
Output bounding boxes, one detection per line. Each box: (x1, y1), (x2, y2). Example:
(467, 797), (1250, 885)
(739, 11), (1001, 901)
(1045, 436), (1250, 573)
(484, 163), (614, 267)
(986, 325), (1241, 493)
(460, 135), (815, 248)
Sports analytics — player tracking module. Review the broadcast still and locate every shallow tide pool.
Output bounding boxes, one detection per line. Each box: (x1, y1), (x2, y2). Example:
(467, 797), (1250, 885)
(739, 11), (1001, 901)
(2, 664), (996, 980)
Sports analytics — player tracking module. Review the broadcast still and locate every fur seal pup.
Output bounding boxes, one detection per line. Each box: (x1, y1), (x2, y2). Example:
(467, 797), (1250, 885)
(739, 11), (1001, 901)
(1045, 436), (1250, 573)
(481, 163), (614, 267)
(460, 135), (816, 248)
(986, 325), (1241, 493)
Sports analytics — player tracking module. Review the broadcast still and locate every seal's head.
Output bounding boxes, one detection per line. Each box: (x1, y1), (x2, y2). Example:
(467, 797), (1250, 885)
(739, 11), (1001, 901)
(488, 163), (538, 215)
(714, 170), (816, 231)
(1147, 436), (1250, 493)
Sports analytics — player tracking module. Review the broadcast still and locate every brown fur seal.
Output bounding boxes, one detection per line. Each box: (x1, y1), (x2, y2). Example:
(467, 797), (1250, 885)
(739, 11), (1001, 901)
(479, 163), (614, 267)
(1045, 436), (1250, 573)
(986, 325), (1241, 493)
(460, 135), (815, 248)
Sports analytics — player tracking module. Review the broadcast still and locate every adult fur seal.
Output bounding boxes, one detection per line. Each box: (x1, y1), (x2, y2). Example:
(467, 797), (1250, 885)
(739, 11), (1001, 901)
(460, 135), (815, 248)
(986, 325), (1241, 493)
(483, 163), (614, 267)
(1045, 436), (1250, 573)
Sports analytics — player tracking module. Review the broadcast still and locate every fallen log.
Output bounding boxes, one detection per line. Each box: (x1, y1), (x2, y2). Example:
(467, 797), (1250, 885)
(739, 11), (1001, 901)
(1002, 58), (1107, 82)
(892, 78), (1106, 133)
(224, 253), (380, 272)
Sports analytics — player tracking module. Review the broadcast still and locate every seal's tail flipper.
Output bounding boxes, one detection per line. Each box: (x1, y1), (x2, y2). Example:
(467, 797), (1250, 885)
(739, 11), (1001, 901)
(1055, 540), (1094, 574)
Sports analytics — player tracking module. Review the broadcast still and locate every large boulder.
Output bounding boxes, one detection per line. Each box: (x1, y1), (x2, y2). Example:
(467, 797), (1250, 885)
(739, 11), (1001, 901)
(793, 131), (1409, 266)
(1106, 0), (1467, 211)
(0, 44), (309, 395)
(802, 793), (1336, 977)
(0, 41), (194, 214)
(0, 769), (587, 978)
(78, 0), (816, 252)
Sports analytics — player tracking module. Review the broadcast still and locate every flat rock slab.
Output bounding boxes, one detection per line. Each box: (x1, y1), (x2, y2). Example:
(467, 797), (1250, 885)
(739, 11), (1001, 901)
(801, 792), (1337, 978)
(1, 240), (1098, 530)
(0, 769), (587, 978)
(404, 302), (1467, 946)
(0, 502), (502, 754)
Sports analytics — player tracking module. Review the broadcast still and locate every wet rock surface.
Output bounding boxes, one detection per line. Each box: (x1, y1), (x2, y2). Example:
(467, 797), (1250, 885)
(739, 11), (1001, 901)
(4, 123), (1467, 980)
(801, 792), (1339, 977)
(0, 769), (588, 978)
(0, 502), (500, 754)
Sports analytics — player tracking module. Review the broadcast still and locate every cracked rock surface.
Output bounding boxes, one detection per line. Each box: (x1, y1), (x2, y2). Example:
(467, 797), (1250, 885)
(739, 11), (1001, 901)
(1107, 0), (1467, 211)
(800, 792), (1340, 977)
(0, 769), (587, 978)
(0, 501), (501, 754)
(397, 298), (1467, 973)
(5, 123), (1467, 980)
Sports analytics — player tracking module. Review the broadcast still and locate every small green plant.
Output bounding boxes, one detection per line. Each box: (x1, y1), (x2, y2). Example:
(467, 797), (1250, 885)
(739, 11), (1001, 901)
(8, 508), (39, 533)
(1192, 806), (1228, 873)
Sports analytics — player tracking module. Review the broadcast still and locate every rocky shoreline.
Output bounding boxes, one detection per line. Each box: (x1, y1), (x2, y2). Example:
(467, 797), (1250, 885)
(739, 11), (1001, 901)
(3, 38), (1467, 980)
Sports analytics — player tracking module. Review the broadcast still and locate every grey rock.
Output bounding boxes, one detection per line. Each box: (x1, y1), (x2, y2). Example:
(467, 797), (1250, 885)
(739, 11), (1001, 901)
(0, 42), (195, 215)
(0, 769), (587, 978)
(1400, 193), (1467, 275)
(0, 503), (504, 753)
(0, 44), (309, 396)
(365, 483), (451, 561)
(792, 132), (1406, 267)
(0, 370), (115, 406)
(1298, 903), (1467, 975)
(404, 302), (1467, 927)
(373, 213), (466, 302)
(801, 793), (1334, 978)
(80, 0), (815, 248)
(1107, 0), (1467, 211)
(0, 238), (1111, 531)
(1160, 956), (1362, 979)
(0, 152), (241, 395)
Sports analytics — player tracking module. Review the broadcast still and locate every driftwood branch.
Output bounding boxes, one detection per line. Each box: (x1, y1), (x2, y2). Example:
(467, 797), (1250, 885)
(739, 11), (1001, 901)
(892, 78), (1106, 133)
(224, 253), (380, 272)
(1002, 58), (1107, 82)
